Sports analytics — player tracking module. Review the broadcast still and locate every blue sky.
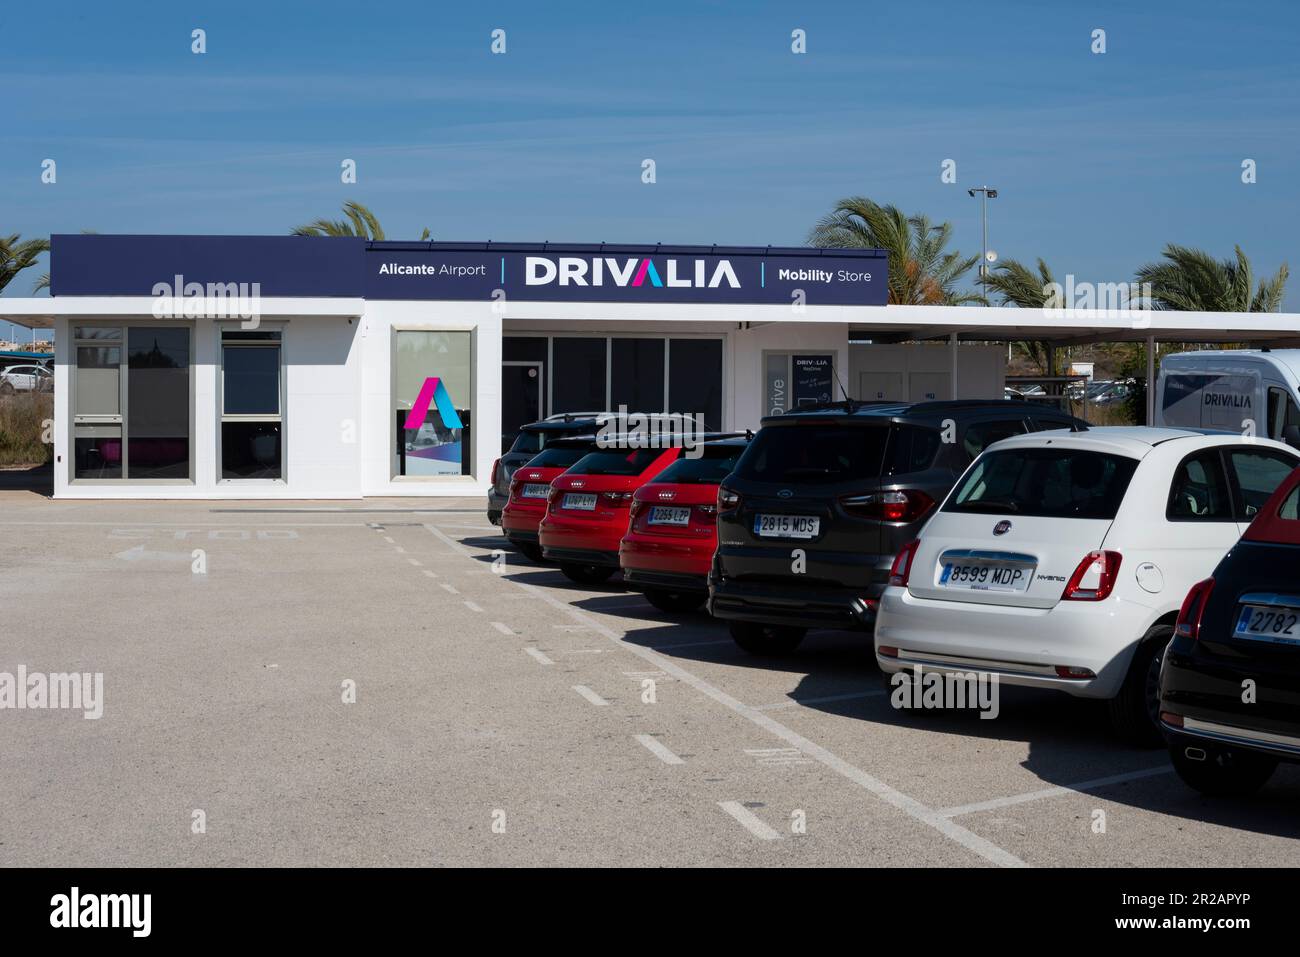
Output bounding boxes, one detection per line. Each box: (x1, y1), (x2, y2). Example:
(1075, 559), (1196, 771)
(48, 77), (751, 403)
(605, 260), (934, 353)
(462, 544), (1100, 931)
(3, 0), (1298, 319)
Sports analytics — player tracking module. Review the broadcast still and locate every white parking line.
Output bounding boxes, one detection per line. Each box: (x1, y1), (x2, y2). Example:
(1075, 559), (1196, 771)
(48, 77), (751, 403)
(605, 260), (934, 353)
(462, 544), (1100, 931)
(439, 582), (459, 595)
(394, 546), (407, 554)
(635, 734), (685, 765)
(421, 569), (439, 579)
(383, 536), (395, 544)
(407, 558), (423, 567)
(425, 523), (1026, 868)
(717, 801), (780, 840)
(524, 647), (554, 665)
(491, 621), (516, 636)
(464, 600), (484, 613)
(937, 766), (1175, 819)
(753, 689), (887, 712)
(573, 685), (609, 707)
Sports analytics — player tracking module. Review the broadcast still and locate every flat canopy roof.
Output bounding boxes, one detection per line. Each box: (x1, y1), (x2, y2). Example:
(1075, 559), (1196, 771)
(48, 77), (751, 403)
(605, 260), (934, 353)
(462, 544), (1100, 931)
(3, 297), (1299, 343)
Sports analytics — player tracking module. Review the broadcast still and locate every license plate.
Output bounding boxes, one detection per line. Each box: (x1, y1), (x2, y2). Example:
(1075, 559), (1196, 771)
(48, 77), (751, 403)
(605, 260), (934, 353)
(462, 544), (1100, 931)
(648, 506), (691, 526)
(562, 493), (597, 511)
(1233, 604), (1300, 645)
(522, 483), (550, 499)
(753, 514), (820, 539)
(940, 561), (1033, 592)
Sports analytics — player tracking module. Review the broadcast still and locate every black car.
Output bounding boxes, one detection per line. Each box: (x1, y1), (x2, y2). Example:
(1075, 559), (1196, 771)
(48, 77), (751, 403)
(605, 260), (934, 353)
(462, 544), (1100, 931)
(1159, 465), (1300, 795)
(708, 399), (1088, 654)
(488, 414), (610, 525)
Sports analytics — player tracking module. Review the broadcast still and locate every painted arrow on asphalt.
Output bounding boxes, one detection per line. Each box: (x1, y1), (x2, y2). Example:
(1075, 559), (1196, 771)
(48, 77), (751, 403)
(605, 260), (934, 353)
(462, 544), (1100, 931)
(114, 544), (195, 563)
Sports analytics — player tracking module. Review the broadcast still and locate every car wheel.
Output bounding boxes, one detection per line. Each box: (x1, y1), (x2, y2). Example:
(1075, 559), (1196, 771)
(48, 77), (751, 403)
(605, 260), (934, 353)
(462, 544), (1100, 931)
(1107, 624), (1172, 747)
(559, 562), (617, 585)
(728, 621), (806, 656)
(643, 589), (706, 613)
(1169, 744), (1277, 797)
(0, 382), (14, 395)
(514, 542), (545, 563)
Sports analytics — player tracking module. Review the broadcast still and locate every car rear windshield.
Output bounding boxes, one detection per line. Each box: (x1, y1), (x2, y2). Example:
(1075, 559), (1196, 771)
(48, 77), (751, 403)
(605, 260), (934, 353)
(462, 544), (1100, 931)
(566, 447), (669, 476)
(524, 446), (590, 469)
(653, 444), (746, 485)
(508, 430), (543, 455)
(945, 447), (1139, 519)
(733, 424), (889, 484)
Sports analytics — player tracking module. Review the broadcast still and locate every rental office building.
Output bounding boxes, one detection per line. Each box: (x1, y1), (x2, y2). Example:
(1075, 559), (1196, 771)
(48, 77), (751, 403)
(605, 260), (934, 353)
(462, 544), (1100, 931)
(4, 234), (902, 499)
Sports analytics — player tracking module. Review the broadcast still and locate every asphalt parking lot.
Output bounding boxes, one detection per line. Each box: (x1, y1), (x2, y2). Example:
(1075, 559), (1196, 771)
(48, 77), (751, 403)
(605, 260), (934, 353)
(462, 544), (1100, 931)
(2, 488), (1297, 867)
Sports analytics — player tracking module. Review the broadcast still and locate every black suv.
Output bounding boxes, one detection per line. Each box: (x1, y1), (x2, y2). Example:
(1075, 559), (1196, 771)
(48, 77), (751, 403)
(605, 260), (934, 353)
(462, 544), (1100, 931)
(708, 400), (1087, 654)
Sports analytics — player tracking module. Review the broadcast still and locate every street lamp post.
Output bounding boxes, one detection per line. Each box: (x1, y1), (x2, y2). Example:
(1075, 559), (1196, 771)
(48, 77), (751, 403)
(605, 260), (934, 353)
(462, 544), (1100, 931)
(967, 186), (998, 288)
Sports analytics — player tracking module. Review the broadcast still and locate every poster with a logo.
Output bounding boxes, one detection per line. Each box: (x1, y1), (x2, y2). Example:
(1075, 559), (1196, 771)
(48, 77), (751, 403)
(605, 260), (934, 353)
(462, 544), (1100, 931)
(792, 355), (834, 408)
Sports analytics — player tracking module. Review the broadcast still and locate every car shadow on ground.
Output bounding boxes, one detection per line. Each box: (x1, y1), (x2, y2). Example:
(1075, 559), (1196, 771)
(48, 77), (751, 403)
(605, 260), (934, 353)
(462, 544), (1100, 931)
(0, 463), (52, 495)
(466, 534), (1300, 841)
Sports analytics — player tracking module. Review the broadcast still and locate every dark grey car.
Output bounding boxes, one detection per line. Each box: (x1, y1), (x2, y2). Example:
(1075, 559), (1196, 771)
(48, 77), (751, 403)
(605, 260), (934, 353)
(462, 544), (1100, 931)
(708, 400), (1087, 654)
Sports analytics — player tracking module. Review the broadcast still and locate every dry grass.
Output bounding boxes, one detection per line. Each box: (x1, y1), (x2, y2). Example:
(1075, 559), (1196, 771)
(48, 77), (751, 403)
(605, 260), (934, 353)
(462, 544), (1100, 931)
(0, 393), (54, 467)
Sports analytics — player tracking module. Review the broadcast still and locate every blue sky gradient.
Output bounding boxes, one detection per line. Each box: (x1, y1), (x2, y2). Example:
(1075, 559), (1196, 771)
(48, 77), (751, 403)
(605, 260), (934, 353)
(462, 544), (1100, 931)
(3, 0), (1297, 313)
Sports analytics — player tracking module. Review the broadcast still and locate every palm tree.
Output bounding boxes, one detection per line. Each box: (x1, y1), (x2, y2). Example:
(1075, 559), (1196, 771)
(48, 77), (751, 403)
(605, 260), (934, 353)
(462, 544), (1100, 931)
(808, 197), (982, 305)
(1135, 244), (1288, 312)
(292, 201), (431, 242)
(979, 257), (1061, 372)
(0, 234), (50, 294)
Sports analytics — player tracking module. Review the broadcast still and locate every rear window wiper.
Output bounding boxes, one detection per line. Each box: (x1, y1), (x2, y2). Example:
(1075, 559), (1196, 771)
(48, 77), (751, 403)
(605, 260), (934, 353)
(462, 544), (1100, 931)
(952, 499), (1021, 513)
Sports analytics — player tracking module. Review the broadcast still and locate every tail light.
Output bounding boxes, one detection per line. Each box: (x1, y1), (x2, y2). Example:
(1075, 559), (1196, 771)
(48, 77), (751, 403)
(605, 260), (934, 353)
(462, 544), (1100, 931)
(718, 487), (741, 511)
(889, 539), (920, 587)
(548, 487), (564, 503)
(1175, 578), (1215, 640)
(490, 459), (501, 486)
(602, 491), (633, 504)
(1062, 551), (1122, 601)
(840, 489), (935, 523)
(630, 500), (646, 519)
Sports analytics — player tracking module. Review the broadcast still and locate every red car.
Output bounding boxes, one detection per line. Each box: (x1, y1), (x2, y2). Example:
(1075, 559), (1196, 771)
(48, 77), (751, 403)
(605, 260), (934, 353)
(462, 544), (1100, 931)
(620, 436), (751, 612)
(501, 436), (600, 562)
(539, 443), (685, 584)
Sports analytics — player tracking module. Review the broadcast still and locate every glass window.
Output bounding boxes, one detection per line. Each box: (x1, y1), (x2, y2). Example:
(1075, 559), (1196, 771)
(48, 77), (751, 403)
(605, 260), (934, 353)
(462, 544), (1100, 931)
(736, 425), (890, 484)
(1279, 485), (1299, 521)
(611, 338), (665, 413)
(126, 327), (191, 479)
(524, 445), (592, 469)
(566, 447), (668, 477)
(962, 419), (1027, 460)
(394, 331), (473, 477)
(221, 421), (282, 479)
(75, 346), (120, 415)
(221, 331), (282, 479)
(668, 339), (722, 430)
(653, 442), (747, 484)
(74, 425), (123, 479)
(884, 425), (941, 476)
(223, 344), (280, 416)
(1167, 450), (1233, 521)
(1226, 448), (1298, 519)
(552, 338), (606, 414)
(948, 448), (1139, 519)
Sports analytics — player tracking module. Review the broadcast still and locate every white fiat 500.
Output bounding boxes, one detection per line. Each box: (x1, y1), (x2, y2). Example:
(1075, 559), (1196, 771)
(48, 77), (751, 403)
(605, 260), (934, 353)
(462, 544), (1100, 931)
(875, 427), (1300, 744)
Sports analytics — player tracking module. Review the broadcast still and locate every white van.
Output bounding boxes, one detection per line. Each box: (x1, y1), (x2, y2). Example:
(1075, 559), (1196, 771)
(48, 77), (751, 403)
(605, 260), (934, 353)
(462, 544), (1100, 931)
(1155, 349), (1300, 448)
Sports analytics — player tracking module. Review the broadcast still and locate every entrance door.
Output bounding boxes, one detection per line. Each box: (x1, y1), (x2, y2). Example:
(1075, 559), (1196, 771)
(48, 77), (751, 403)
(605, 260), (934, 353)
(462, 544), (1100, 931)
(502, 361), (543, 453)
